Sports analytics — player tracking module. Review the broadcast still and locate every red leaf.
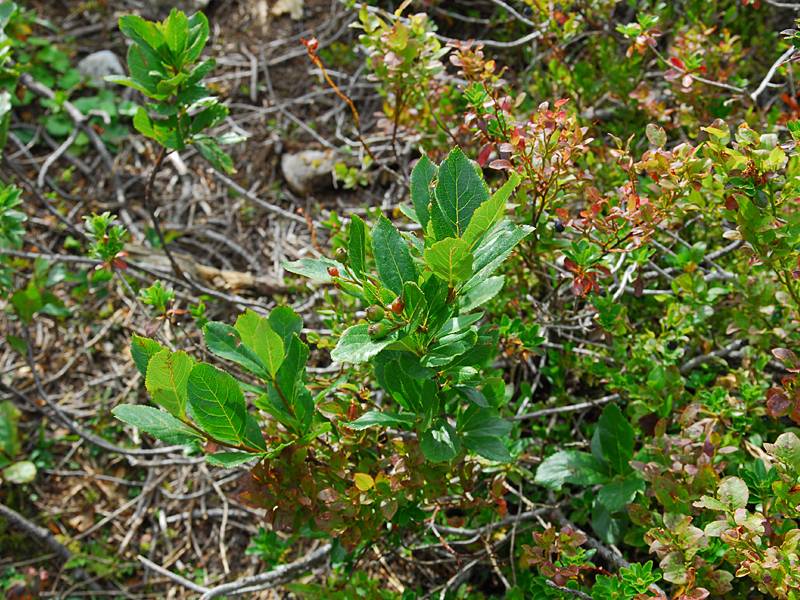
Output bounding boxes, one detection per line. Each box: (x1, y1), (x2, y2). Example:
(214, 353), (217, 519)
(670, 56), (686, 70)
(766, 387), (792, 417)
(477, 144), (493, 167)
(772, 348), (799, 370)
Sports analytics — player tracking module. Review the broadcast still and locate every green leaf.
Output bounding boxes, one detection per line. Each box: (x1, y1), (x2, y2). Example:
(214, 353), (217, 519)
(234, 310), (285, 377)
(119, 15), (164, 53)
(718, 476), (749, 509)
(164, 9), (189, 60)
(206, 451), (260, 468)
(424, 238), (473, 286)
(256, 331), (311, 435)
(431, 147), (489, 238)
(592, 501), (625, 545)
(112, 404), (203, 445)
(645, 123), (667, 148)
(420, 420), (460, 462)
(347, 410), (416, 430)
(2, 460), (36, 484)
(534, 450), (609, 490)
(371, 216), (417, 295)
(131, 335), (165, 377)
(462, 171), (520, 246)
(194, 136), (234, 174)
(185, 11), (210, 63)
(459, 407), (512, 462)
(283, 257), (343, 283)
(348, 214), (367, 276)
(463, 221), (533, 290)
(144, 349), (194, 417)
(186, 363), (252, 448)
(597, 476), (645, 513)
(204, 322), (267, 379)
(594, 403), (634, 474)
(460, 275), (505, 311)
(0, 400), (20, 457)
(410, 155), (437, 229)
(331, 324), (394, 364)
(268, 306), (303, 347)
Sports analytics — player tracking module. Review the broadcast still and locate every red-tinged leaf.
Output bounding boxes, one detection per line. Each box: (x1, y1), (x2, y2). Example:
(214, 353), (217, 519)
(112, 258), (128, 270)
(564, 258), (578, 273)
(477, 144), (493, 167)
(772, 348), (799, 369)
(488, 159), (513, 170)
(766, 387), (791, 417)
(670, 56), (686, 70)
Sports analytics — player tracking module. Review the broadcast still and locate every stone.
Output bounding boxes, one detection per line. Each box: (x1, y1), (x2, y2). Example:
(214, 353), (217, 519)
(280, 150), (335, 195)
(78, 51), (124, 87)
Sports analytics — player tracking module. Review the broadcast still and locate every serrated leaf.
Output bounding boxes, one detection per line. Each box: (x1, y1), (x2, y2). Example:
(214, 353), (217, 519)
(424, 238), (473, 286)
(347, 410), (416, 430)
(112, 404), (202, 445)
(234, 310), (284, 378)
(331, 324), (394, 364)
(464, 221), (533, 291)
(283, 257), (343, 283)
(204, 322), (267, 379)
(206, 451), (260, 468)
(462, 171), (520, 246)
(431, 148), (489, 239)
(145, 349), (194, 418)
(348, 214), (367, 276)
(372, 216), (417, 295)
(268, 306), (303, 347)
(186, 363), (251, 448)
(460, 275), (504, 311)
(410, 155), (437, 228)
(131, 335), (164, 377)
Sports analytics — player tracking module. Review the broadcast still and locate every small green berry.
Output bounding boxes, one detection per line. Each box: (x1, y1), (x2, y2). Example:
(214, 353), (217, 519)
(366, 305), (385, 322)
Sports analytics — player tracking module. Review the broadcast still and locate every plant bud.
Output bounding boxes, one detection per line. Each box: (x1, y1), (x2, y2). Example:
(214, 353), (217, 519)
(334, 247), (348, 262)
(366, 305), (385, 322)
(327, 266), (339, 277)
(390, 297), (405, 314)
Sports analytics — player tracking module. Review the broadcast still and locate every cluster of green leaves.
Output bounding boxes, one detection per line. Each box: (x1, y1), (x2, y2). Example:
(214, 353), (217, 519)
(110, 9), (238, 173)
(535, 404), (644, 544)
(114, 305), (312, 467)
(287, 148), (530, 462)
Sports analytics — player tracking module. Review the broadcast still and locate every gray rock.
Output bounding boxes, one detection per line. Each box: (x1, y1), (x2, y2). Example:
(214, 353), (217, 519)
(280, 150), (335, 195)
(78, 51), (124, 87)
